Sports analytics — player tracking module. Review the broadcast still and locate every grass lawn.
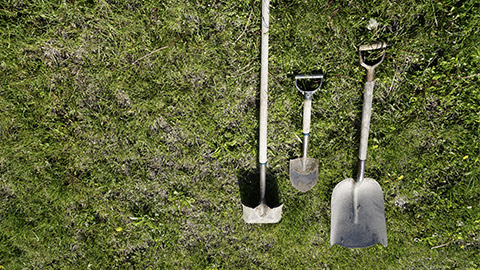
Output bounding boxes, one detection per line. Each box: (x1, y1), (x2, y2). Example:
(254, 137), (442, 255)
(1, 0), (479, 268)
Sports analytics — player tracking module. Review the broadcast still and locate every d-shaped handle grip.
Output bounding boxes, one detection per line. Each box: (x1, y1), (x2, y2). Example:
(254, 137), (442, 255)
(294, 74), (324, 100)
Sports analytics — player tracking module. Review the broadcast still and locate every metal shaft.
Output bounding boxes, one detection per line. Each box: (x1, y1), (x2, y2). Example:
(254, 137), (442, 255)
(302, 134), (309, 169)
(356, 159), (365, 183)
(302, 134), (309, 160)
(259, 163), (266, 204)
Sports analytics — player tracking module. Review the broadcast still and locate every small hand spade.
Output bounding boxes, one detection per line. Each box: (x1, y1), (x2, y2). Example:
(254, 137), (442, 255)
(289, 74), (323, 192)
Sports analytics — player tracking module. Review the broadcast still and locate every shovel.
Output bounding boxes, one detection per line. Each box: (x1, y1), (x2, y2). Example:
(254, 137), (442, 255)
(290, 74), (323, 192)
(242, 0), (282, 223)
(330, 42), (388, 247)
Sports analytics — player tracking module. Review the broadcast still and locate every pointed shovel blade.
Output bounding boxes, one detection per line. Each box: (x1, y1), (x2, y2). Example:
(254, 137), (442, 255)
(242, 203), (283, 224)
(289, 158), (319, 192)
(330, 178), (387, 248)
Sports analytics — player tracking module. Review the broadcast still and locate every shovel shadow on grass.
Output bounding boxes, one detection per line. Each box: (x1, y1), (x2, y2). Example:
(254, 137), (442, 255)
(238, 168), (282, 208)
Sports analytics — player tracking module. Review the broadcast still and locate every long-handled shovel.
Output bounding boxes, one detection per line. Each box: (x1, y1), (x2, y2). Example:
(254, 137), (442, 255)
(242, 0), (282, 224)
(290, 74), (323, 192)
(330, 42), (388, 247)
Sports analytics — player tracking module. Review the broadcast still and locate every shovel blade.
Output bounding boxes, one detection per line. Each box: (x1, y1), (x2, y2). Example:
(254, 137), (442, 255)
(330, 178), (387, 248)
(242, 203), (283, 224)
(289, 158), (319, 192)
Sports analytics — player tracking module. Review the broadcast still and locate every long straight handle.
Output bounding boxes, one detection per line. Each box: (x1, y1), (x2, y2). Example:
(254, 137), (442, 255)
(358, 81), (375, 161)
(258, 0), (270, 165)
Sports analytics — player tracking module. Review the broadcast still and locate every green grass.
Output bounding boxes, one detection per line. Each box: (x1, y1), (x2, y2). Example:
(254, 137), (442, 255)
(1, 0), (479, 268)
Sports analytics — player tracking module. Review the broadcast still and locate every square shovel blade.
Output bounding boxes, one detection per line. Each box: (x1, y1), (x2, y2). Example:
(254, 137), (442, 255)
(242, 203), (283, 224)
(330, 178), (387, 248)
(289, 158), (319, 192)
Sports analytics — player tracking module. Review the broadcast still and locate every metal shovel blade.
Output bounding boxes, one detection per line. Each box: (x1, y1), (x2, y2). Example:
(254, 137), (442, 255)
(242, 203), (283, 224)
(330, 178), (387, 248)
(289, 158), (319, 192)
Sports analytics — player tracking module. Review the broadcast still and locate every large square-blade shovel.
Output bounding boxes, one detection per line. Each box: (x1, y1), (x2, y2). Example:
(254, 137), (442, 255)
(330, 42), (388, 247)
(290, 74), (323, 192)
(242, 0), (282, 223)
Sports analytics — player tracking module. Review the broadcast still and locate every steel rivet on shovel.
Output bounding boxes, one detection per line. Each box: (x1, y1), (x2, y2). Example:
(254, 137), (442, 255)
(242, 0), (282, 224)
(289, 74), (323, 192)
(330, 42), (388, 247)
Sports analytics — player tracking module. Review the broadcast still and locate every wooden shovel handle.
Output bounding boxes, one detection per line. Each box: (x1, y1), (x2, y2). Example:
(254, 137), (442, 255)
(359, 42), (387, 51)
(359, 81), (375, 161)
(258, 0), (270, 165)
